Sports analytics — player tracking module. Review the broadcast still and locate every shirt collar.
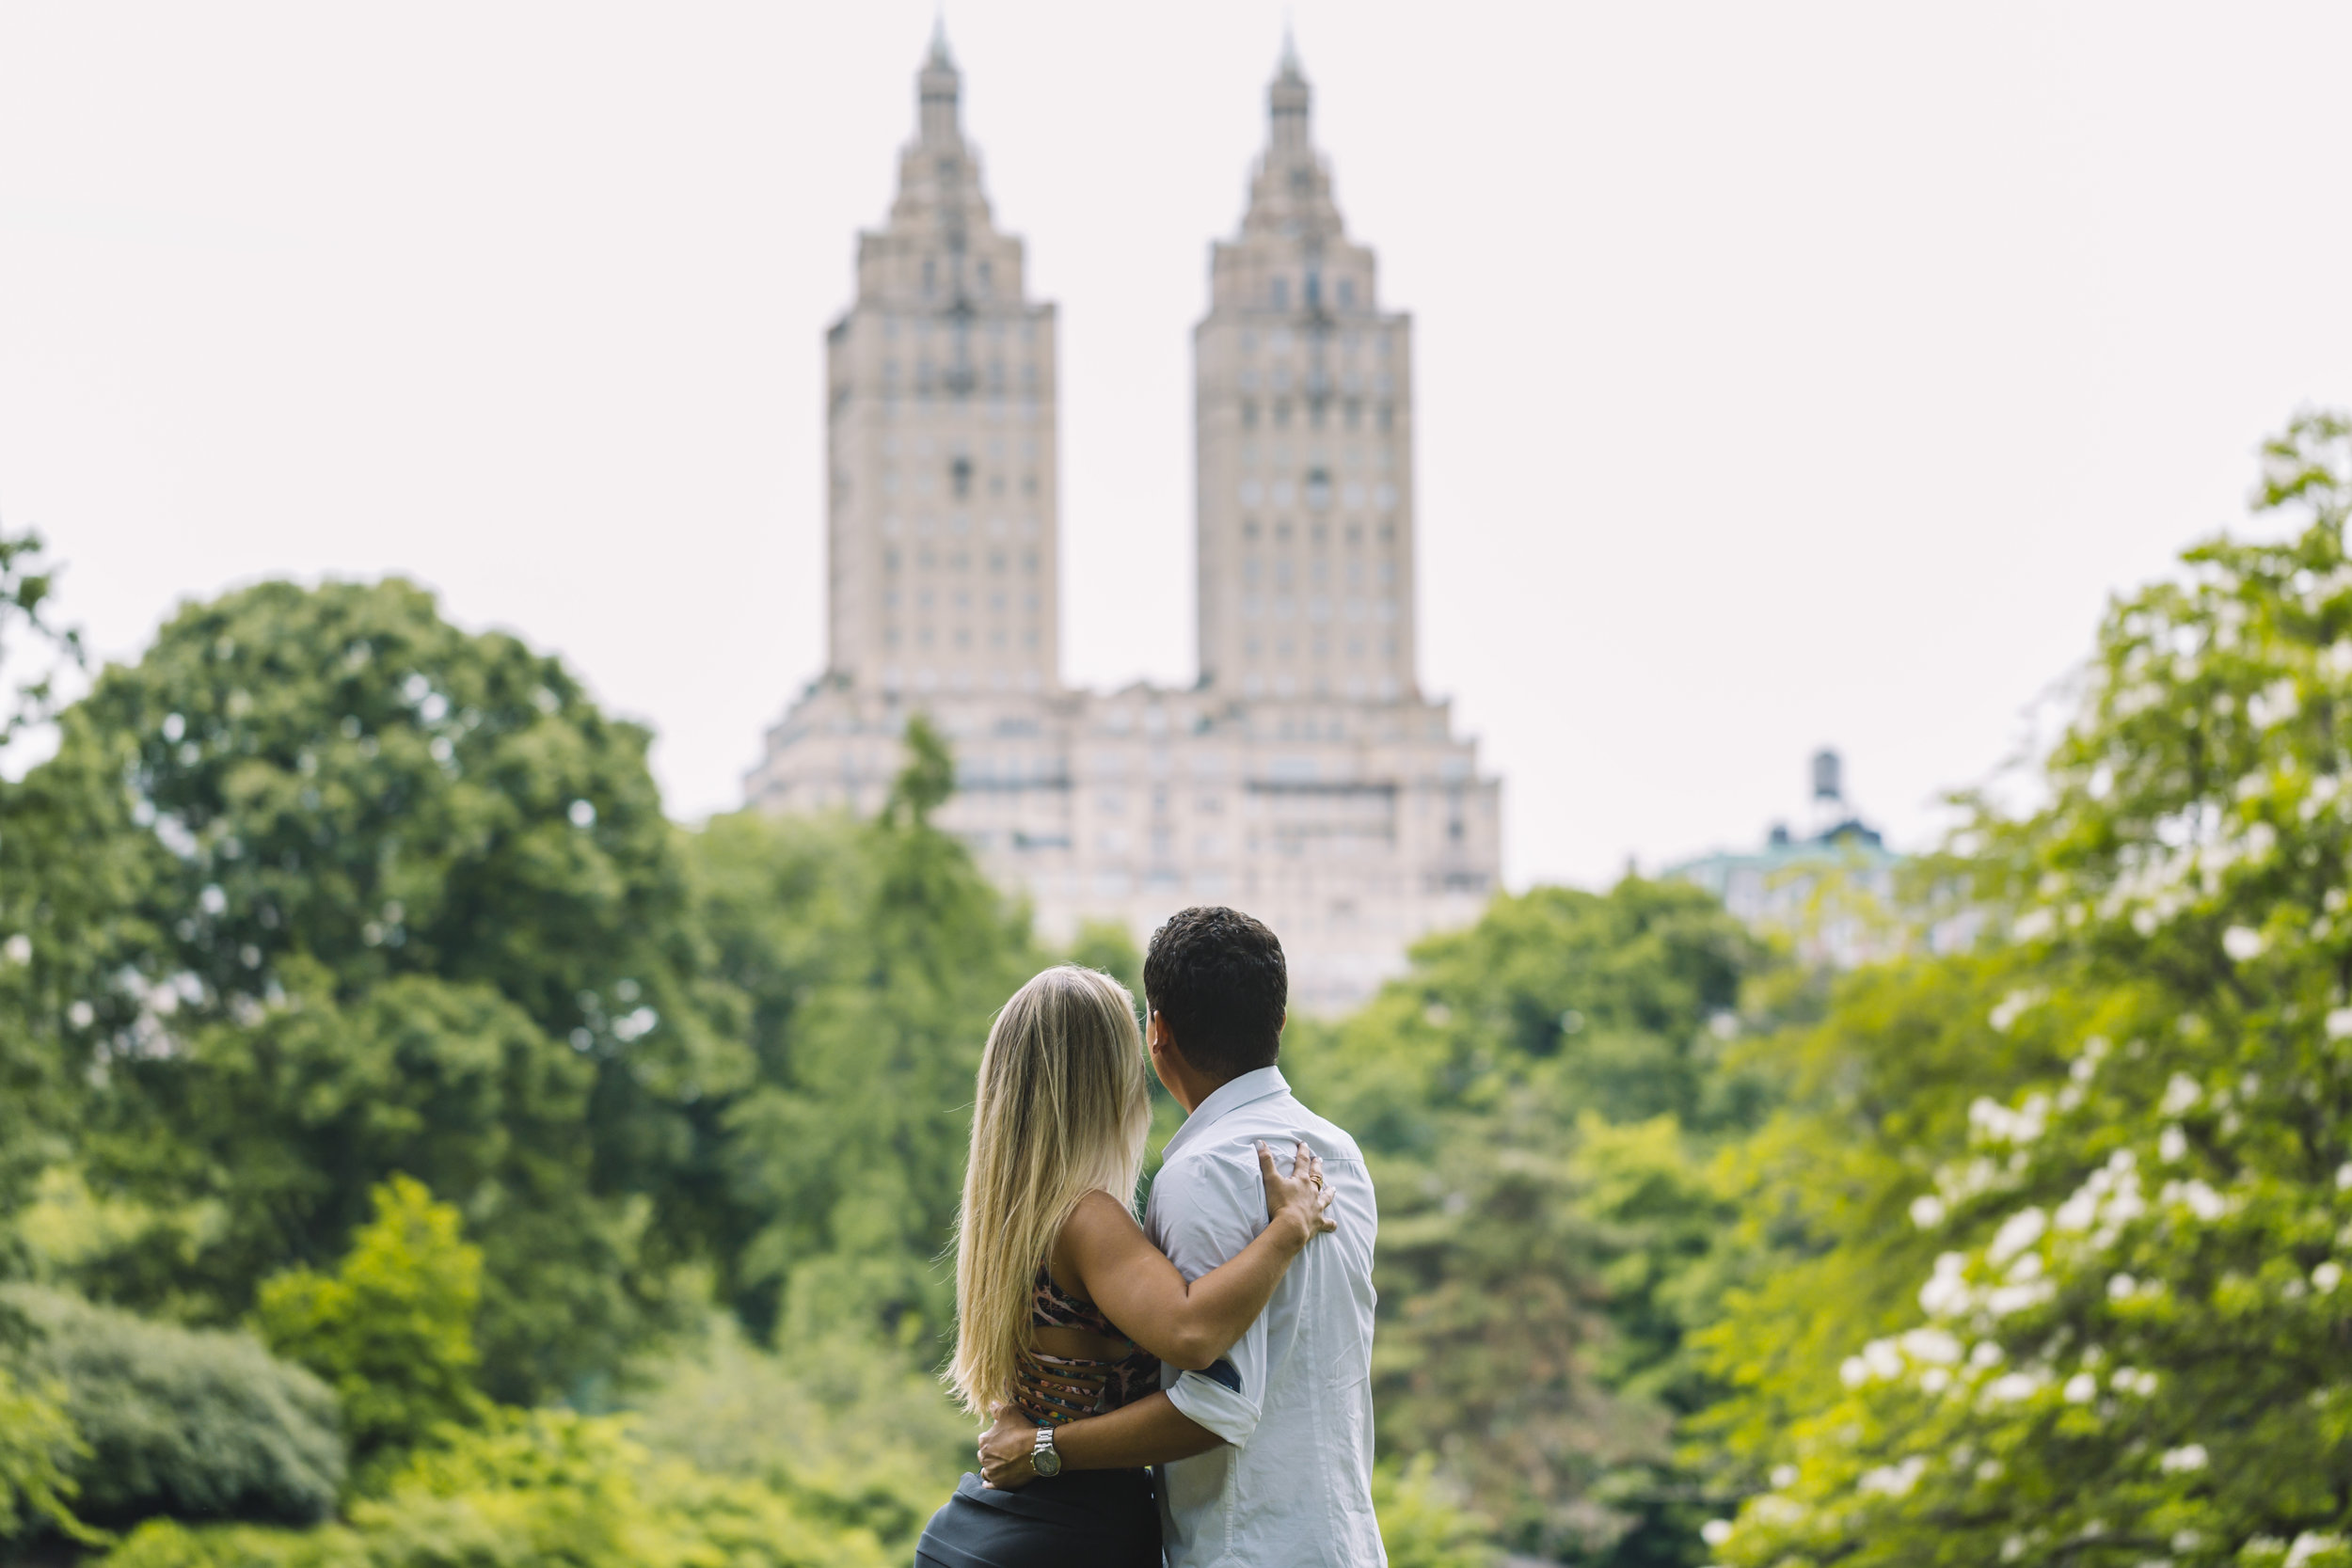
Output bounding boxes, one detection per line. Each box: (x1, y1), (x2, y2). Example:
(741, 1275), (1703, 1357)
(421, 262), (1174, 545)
(1162, 1065), (1290, 1162)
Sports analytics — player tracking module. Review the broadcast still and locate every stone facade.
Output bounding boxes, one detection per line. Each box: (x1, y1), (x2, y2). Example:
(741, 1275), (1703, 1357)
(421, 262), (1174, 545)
(745, 30), (1502, 1011)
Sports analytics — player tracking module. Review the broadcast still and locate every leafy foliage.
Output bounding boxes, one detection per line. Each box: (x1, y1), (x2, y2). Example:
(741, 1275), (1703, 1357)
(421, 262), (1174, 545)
(623, 1315), (972, 1554)
(1709, 411), (2352, 1568)
(692, 785), (1041, 1350)
(99, 1410), (886, 1568)
(0, 1362), (89, 1544)
(3, 1284), (343, 1528)
(1291, 879), (1780, 1560)
(257, 1176), (490, 1480)
(1375, 1454), (1498, 1568)
(34, 578), (732, 1402)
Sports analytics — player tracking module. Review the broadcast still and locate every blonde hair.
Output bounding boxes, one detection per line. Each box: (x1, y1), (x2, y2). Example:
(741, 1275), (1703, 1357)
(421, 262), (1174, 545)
(946, 965), (1152, 1417)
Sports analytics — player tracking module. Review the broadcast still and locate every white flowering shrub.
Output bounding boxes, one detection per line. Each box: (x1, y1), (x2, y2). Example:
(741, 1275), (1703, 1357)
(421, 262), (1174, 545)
(1712, 413), (2352, 1568)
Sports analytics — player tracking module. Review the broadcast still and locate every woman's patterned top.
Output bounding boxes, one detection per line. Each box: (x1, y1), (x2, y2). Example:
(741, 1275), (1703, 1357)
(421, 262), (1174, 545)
(1013, 1266), (1161, 1427)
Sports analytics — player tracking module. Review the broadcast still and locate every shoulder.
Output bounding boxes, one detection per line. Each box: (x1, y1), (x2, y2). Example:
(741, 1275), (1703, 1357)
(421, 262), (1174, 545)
(1284, 1098), (1366, 1166)
(1062, 1186), (1145, 1242)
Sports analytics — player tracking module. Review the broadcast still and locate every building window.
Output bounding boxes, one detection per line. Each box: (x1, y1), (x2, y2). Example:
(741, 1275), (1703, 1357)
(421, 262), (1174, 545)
(951, 456), (973, 499)
(1271, 277), (1289, 310)
(1241, 400), (1259, 428)
(1337, 278), (1355, 308)
(923, 258), (935, 294)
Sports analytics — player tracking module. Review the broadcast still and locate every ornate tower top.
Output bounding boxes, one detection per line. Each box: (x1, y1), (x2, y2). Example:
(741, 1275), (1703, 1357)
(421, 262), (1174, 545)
(1192, 33), (1417, 704)
(1238, 37), (1348, 251)
(816, 29), (1061, 700)
(918, 16), (961, 147)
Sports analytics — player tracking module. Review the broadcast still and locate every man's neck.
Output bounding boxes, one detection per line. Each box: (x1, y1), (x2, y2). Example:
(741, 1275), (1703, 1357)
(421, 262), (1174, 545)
(1166, 1062), (1237, 1116)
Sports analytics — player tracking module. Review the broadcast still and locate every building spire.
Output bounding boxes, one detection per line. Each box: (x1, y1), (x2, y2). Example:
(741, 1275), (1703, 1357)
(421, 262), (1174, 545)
(918, 15), (961, 147)
(1268, 25), (1311, 160)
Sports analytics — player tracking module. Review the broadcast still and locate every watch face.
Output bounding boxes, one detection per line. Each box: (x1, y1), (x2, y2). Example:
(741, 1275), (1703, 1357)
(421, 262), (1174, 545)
(1032, 1435), (1062, 1477)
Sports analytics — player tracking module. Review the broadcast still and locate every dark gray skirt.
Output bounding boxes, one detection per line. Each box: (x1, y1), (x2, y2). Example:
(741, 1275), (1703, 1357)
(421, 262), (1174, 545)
(914, 1467), (1159, 1568)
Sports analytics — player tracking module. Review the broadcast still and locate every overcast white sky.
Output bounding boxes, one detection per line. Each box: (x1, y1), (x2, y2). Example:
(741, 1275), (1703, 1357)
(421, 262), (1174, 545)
(4, 2), (2348, 888)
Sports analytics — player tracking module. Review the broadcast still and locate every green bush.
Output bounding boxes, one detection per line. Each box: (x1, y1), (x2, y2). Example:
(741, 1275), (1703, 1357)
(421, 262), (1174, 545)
(624, 1315), (972, 1551)
(3, 1285), (343, 1527)
(102, 1409), (886, 1568)
(257, 1175), (489, 1480)
(102, 1518), (363, 1568)
(0, 1361), (88, 1543)
(1375, 1455), (1496, 1568)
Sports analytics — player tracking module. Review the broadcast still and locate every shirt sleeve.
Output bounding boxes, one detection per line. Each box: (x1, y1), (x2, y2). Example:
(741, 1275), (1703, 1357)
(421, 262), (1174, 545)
(1153, 1152), (1274, 1448)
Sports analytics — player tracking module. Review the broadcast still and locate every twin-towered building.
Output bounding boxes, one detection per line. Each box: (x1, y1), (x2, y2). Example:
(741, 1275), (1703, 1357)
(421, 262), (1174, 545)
(745, 28), (1502, 1009)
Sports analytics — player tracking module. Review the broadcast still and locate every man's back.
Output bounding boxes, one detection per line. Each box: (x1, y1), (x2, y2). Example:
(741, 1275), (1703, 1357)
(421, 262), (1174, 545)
(1144, 1066), (1383, 1568)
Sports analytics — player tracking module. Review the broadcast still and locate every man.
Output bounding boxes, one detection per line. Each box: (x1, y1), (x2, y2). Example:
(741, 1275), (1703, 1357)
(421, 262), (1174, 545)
(978, 906), (1385, 1567)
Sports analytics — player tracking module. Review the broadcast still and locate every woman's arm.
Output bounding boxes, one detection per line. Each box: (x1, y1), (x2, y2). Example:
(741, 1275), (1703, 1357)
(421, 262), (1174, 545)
(1055, 1139), (1332, 1372)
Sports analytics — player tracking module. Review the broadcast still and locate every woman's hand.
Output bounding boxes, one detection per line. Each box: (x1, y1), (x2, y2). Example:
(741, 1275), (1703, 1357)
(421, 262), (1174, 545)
(1257, 1139), (1337, 1247)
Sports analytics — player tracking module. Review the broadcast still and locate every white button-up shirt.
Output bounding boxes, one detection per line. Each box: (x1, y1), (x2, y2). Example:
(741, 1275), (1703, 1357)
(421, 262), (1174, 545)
(1147, 1066), (1386, 1568)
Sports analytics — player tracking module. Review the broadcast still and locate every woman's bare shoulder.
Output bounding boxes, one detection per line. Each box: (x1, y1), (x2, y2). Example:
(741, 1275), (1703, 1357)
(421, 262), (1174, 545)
(1062, 1187), (1147, 1243)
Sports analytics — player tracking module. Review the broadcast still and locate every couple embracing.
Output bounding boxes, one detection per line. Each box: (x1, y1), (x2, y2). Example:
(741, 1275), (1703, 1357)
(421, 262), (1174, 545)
(915, 906), (1385, 1568)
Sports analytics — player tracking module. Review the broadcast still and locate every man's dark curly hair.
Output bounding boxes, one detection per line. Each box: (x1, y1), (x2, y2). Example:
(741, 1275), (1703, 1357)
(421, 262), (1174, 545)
(1143, 906), (1287, 1084)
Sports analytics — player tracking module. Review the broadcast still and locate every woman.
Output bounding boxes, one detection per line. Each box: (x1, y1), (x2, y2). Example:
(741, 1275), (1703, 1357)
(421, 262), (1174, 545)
(916, 964), (1335, 1568)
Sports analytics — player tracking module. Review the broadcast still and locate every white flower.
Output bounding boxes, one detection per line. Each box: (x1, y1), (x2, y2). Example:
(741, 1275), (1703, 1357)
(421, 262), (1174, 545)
(2328, 1009), (2352, 1040)
(2288, 1533), (2344, 1568)
(2163, 1180), (2228, 1221)
(2113, 1368), (2158, 1396)
(1921, 1367), (1952, 1394)
(1990, 990), (2038, 1032)
(2108, 1274), (2137, 1300)
(2314, 1261), (2344, 1293)
(2159, 1125), (2187, 1163)
(1771, 1465), (1799, 1490)
(1, 934), (28, 966)
(1862, 1338), (1903, 1380)
(2161, 1072), (2202, 1116)
(2223, 925), (2266, 961)
(1988, 1208), (2048, 1266)
(1986, 1371), (2042, 1402)
(1901, 1327), (1963, 1365)
(2337, 1163), (2352, 1192)
(1988, 1280), (2055, 1316)
(1859, 1456), (1927, 1497)
(1701, 1521), (1735, 1546)
(1910, 1194), (1948, 1229)
(2063, 1372), (2098, 1403)
(2012, 909), (2055, 942)
(1840, 1356), (1868, 1389)
(1970, 1339), (2006, 1370)
(2159, 1444), (2208, 1474)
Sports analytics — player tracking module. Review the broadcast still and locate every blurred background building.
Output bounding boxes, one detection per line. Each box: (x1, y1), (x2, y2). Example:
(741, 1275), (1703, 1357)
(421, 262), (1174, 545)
(1668, 748), (1914, 967)
(744, 29), (1502, 1010)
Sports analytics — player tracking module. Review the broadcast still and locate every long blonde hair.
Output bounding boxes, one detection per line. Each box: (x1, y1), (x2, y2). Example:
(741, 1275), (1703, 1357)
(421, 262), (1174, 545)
(946, 965), (1152, 1416)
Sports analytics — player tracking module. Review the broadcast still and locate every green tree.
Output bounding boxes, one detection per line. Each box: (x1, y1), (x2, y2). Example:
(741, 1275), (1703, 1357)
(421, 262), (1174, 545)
(257, 1176), (490, 1479)
(703, 715), (1041, 1351)
(21, 578), (736, 1400)
(1290, 879), (1778, 1561)
(0, 527), (97, 1224)
(1712, 412), (2352, 1568)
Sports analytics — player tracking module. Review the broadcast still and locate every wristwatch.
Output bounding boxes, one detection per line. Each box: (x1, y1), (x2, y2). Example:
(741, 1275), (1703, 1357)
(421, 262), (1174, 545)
(1030, 1424), (1062, 1478)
